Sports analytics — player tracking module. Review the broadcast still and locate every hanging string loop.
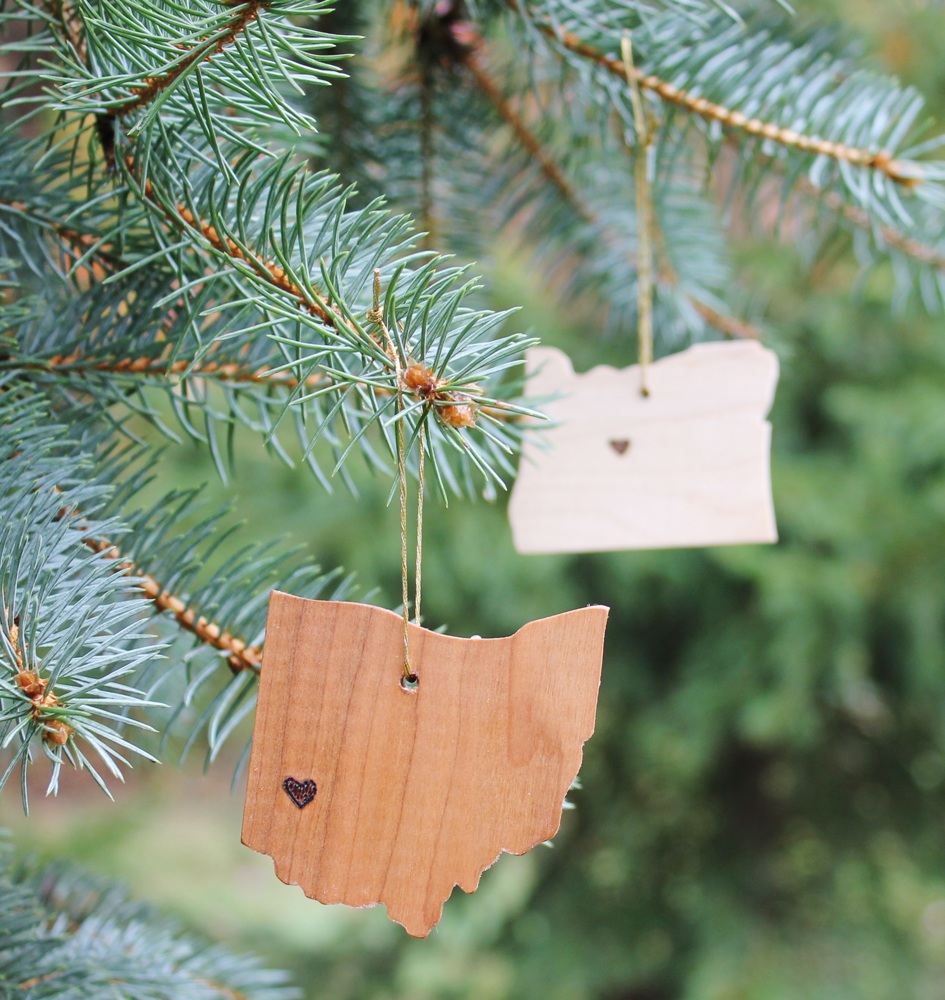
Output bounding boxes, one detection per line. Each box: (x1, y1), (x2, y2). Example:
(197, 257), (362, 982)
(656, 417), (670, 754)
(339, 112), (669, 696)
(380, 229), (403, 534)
(622, 33), (655, 398)
(368, 269), (426, 684)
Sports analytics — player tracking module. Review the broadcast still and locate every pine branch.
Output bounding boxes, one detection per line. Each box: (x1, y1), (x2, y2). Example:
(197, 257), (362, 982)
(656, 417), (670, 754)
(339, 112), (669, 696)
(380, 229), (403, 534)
(720, 137), (945, 307)
(79, 533), (262, 676)
(464, 47), (762, 339)
(108, 0), (268, 120)
(6, 2), (540, 495)
(24, 352), (323, 389)
(125, 156), (514, 427)
(43, 0), (87, 65)
(116, 138), (538, 495)
(800, 178), (945, 274)
(2, 192), (527, 427)
(512, 2), (923, 187)
(0, 197), (125, 277)
(464, 50), (584, 215)
(0, 845), (301, 999)
(548, 24), (915, 186)
(40, 0), (345, 160)
(0, 388), (162, 804)
(15, 349), (528, 428)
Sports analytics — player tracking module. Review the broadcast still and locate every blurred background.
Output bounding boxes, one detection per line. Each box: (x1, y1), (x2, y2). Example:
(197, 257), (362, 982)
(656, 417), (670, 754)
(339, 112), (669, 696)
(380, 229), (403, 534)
(5, 1), (945, 998)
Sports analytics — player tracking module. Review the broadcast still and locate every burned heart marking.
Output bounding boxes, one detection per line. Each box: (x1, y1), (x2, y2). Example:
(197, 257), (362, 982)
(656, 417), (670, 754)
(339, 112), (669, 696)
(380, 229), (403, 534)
(282, 776), (317, 809)
(608, 439), (631, 455)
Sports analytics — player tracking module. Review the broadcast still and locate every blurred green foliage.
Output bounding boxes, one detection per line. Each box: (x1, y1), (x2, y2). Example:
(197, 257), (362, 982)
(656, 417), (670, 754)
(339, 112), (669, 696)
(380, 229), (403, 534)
(6, 3), (945, 999)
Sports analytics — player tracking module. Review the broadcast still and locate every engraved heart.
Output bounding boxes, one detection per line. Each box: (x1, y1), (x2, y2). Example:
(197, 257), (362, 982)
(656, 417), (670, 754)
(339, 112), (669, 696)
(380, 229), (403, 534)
(609, 439), (630, 455)
(282, 776), (317, 809)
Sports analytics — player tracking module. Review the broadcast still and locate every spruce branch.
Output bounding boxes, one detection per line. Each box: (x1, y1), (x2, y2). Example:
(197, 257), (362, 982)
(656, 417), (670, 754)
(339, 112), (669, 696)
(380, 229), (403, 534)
(79, 533), (262, 676)
(117, 145), (525, 446)
(512, 2), (923, 188)
(107, 0), (269, 121)
(9, 0), (346, 179)
(23, 351), (325, 391)
(128, 158), (346, 329)
(1, 846), (301, 999)
(42, 0), (88, 65)
(720, 137), (945, 306)
(0, 390), (162, 804)
(801, 178), (945, 274)
(11, 347), (526, 431)
(464, 50), (584, 218)
(0, 197), (125, 278)
(548, 25), (916, 186)
(464, 46), (762, 340)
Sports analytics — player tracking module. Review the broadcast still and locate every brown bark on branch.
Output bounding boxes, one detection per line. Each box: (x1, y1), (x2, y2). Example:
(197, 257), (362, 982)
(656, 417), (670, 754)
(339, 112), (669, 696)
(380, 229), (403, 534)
(80, 534), (262, 675)
(110, 1), (267, 119)
(507, 1), (920, 189)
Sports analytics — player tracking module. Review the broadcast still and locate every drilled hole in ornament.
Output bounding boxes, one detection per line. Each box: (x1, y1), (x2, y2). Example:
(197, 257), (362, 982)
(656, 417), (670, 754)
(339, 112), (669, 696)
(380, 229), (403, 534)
(401, 672), (419, 691)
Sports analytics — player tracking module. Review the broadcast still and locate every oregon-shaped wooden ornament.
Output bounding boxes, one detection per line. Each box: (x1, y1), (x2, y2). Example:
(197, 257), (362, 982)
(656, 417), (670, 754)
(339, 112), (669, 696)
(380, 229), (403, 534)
(242, 594), (609, 937)
(508, 340), (779, 553)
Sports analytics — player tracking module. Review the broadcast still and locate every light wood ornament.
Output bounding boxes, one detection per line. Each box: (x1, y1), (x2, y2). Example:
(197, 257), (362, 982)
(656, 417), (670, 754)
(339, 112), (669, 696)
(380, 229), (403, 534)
(242, 594), (609, 937)
(508, 341), (780, 553)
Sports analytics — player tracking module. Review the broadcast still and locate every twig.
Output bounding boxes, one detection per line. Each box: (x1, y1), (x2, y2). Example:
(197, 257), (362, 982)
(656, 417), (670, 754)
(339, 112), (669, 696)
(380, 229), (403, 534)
(802, 179), (945, 270)
(23, 352), (325, 389)
(0, 199), (127, 276)
(506, 0), (920, 189)
(79, 534), (262, 675)
(465, 52), (587, 212)
(109, 1), (267, 119)
(46, 0), (87, 65)
(4, 610), (74, 746)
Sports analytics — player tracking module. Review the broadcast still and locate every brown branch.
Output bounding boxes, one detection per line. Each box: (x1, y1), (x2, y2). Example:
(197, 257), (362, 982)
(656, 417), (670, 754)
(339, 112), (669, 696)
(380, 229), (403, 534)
(23, 349), (513, 425)
(686, 298), (760, 341)
(30, 352), (326, 390)
(466, 52), (587, 214)
(130, 165), (346, 332)
(47, 0), (87, 65)
(717, 137), (945, 276)
(0, 199), (126, 278)
(799, 178), (945, 271)
(41, 489), (260, 674)
(505, 0), (920, 190)
(80, 534), (262, 675)
(110, 1), (267, 119)
(465, 50), (762, 339)
(125, 162), (514, 424)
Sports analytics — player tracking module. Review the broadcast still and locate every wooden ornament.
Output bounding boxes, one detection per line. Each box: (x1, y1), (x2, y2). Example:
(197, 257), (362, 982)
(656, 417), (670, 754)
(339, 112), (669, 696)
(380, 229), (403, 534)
(508, 341), (780, 553)
(242, 594), (609, 937)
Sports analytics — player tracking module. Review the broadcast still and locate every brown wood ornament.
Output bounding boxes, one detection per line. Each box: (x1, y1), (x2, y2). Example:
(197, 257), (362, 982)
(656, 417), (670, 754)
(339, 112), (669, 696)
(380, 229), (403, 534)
(242, 594), (609, 937)
(508, 341), (780, 553)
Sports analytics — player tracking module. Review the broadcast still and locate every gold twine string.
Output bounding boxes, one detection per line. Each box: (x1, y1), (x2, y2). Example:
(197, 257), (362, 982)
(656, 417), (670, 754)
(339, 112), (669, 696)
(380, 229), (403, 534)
(414, 429), (425, 633)
(369, 269), (425, 683)
(622, 33), (654, 398)
(396, 399), (412, 679)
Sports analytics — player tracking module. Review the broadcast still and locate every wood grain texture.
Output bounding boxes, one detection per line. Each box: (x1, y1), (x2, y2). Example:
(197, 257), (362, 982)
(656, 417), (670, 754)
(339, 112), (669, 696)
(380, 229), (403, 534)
(508, 341), (779, 553)
(242, 595), (609, 937)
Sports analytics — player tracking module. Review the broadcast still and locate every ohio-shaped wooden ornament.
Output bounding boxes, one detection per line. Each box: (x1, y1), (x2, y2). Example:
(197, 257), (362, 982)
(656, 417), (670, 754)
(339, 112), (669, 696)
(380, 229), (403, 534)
(241, 594), (609, 937)
(508, 341), (779, 553)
